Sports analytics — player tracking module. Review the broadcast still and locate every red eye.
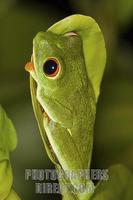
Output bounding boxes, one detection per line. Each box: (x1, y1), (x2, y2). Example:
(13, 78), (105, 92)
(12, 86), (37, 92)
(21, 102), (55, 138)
(43, 58), (60, 78)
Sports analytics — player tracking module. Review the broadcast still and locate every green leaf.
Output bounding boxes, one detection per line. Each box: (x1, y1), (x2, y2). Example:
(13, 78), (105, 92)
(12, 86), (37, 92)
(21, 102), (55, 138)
(0, 105), (17, 153)
(91, 164), (133, 200)
(0, 105), (17, 199)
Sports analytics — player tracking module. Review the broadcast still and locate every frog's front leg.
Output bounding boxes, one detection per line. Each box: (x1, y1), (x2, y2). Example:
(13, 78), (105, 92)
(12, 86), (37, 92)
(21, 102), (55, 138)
(37, 86), (73, 128)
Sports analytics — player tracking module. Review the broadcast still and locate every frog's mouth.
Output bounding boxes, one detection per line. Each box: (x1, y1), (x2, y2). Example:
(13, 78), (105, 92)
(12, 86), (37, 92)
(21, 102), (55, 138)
(30, 76), (59, 166)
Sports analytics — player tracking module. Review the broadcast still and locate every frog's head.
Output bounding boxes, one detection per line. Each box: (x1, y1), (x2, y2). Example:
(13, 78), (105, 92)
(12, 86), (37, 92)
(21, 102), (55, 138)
(30, 31), (88, 95)
(25, 31), (93, 126)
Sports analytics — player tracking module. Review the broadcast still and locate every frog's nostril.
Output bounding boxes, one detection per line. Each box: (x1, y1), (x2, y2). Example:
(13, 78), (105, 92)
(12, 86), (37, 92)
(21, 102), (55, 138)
(25, 62), (34, 72)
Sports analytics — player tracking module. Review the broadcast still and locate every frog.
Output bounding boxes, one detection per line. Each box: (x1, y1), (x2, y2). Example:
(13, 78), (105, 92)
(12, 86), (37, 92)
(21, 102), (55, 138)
(25, 14), (106, 199)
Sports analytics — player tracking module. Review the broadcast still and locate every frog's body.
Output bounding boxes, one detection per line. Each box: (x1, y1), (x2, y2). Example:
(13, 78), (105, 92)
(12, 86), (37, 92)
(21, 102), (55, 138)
(27, 14), (106, 199)
(33, 31), (96, 171)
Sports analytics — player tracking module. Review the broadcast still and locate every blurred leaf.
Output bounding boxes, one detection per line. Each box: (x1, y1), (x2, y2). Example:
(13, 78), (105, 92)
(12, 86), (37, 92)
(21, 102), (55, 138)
(0, 105), (16, 200)
(91, 165), (133, 200)
(0, 105), (17, 152)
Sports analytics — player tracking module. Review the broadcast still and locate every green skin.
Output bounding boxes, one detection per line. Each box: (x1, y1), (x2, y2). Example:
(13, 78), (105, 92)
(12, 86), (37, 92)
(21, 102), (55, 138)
(31, 31), (96, 198)
(33, 31), (96, 169)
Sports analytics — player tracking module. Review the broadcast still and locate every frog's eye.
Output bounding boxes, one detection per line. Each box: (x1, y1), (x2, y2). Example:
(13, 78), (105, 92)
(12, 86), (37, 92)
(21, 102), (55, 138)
(43, 58), (60, 78)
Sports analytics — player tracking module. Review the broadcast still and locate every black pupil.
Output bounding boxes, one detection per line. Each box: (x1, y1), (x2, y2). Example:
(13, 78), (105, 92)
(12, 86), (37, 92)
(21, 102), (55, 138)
(43, 60), (58, 75)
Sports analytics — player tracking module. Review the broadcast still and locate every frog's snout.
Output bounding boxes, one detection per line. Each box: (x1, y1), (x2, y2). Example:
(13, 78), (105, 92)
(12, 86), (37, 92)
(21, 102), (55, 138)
(25, 62), (34, 72)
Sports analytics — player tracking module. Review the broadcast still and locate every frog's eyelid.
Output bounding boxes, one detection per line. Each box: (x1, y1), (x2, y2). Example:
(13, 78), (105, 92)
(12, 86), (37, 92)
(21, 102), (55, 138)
(64, 32), (78, 37)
